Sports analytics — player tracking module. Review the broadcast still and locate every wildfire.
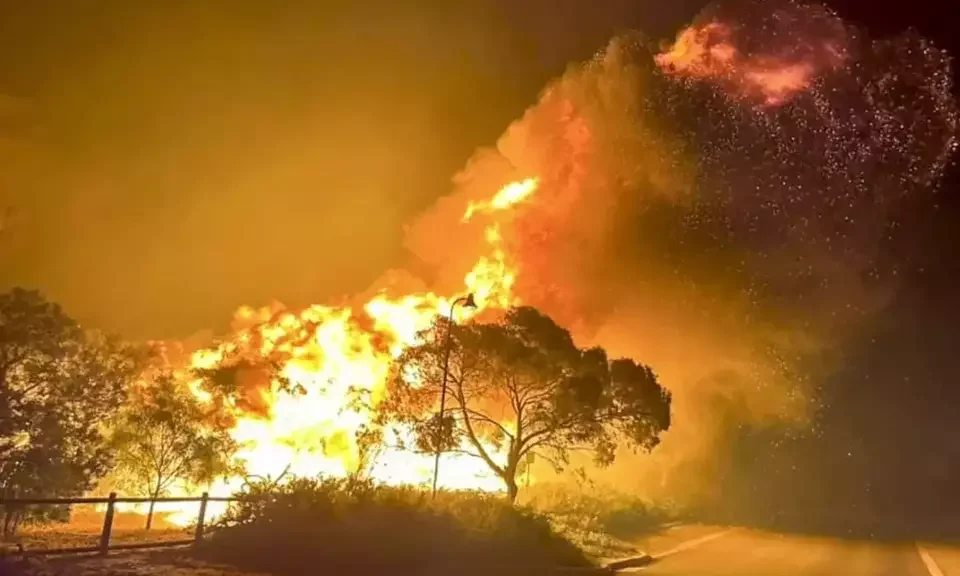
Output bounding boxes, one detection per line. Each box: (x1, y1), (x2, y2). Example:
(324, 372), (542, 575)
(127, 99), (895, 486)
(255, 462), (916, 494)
(135, 178), (540, 525)
(463, 177), (538, 221)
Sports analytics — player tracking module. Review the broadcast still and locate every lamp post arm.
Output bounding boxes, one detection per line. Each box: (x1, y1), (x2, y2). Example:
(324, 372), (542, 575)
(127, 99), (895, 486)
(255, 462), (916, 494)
(430, 295), (474, 498)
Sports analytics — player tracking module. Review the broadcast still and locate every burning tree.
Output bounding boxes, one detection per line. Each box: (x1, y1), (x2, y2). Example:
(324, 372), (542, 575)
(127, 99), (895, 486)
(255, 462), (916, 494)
(384, 306), (672, 502)
(110, 372), (238, 529)
(0, 288), (144, 536)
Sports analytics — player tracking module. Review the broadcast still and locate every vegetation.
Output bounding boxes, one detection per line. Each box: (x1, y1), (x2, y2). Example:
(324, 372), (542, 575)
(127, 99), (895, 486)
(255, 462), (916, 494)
(0, 288), (673, 573)
(384, 306), (672, 501)
(0, 288), (145, 537)
(0, 508), (188, 555)
(199, 478), (590, 576)
(0, 287), (239, 539)
(520, 482), (679, 559)
(110, 372), (238, 530)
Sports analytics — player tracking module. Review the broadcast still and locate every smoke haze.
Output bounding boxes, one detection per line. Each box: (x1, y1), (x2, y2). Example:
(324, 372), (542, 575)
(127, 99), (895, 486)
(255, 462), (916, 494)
(403, 0), (956, 506)
(1, 0), (956, 514)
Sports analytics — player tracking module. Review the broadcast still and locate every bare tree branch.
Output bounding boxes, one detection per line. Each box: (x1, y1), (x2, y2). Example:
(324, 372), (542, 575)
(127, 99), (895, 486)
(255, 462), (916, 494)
(453, 377), (505, 477)
(458, 406), (514, 441)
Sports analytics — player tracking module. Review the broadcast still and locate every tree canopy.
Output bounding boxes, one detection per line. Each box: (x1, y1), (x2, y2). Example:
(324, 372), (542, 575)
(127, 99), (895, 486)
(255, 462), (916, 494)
(0, 288), (145, 495)
(384, 306), (671, 501)
(111, 371), (238, 529)
(0, 288), (145, 534)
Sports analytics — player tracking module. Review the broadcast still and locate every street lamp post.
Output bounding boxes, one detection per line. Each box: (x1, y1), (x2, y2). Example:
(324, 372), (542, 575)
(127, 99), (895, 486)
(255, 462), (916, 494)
(431, 293), (477, 499)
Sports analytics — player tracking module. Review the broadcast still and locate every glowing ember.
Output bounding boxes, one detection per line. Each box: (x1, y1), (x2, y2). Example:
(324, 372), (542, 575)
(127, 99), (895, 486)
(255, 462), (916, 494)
(656, 2), (851, 106)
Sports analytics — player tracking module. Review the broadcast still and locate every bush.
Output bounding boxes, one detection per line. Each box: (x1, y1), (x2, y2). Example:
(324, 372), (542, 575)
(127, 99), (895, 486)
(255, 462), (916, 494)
(198, 478), (589, 575)
(521, 483), (673, 538)
(517, 483), (678, 560)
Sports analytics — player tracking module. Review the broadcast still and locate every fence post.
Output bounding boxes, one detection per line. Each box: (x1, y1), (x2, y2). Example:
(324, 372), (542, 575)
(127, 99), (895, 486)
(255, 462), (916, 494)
(99, 492), (116, 556)
(194, 492), (209, 545)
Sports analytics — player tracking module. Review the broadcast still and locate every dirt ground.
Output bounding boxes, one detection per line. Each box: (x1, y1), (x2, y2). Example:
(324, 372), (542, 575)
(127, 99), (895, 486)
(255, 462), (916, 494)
(1, 510), (190, 556)
(1, 549), (263, 576)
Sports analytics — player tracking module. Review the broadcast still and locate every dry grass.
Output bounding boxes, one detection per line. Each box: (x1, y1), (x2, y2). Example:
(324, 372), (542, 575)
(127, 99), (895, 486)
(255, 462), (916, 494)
(3, 549), (264, 576)
(519, 483), (676, 561)
(1, 508), (190, 556)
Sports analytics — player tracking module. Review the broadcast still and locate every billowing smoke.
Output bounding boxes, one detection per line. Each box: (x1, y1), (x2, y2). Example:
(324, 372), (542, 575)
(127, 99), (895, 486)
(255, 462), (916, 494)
(404, 0), (957, 507)
(655, 0), (852, 106)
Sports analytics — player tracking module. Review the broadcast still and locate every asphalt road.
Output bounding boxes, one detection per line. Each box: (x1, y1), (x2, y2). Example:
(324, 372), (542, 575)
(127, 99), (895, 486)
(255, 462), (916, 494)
(629, 525), (960, 575)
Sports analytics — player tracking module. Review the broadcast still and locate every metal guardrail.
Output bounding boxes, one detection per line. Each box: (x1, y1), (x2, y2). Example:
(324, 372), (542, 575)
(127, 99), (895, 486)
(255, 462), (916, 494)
(0, 492), (237, 557)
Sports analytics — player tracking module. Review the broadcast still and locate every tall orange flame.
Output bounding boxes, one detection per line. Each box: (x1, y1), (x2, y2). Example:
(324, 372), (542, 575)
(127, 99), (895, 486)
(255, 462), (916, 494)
(135, 178), (540, 524)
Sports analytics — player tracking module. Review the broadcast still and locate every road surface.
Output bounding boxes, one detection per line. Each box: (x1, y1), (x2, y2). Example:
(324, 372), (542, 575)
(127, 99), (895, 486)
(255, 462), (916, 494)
(628, 525), (960, 575)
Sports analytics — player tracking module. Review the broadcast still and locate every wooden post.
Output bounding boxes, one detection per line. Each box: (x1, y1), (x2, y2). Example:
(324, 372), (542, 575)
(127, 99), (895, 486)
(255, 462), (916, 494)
(194, 492), (209, 545)
(99, 492), (116, 556)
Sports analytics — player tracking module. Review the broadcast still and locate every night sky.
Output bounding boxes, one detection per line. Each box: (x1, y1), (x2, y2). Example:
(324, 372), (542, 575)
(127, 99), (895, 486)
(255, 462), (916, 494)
(1, 0), (958, 533)
(701, 0), (960, 534)
(0, 0), (707, 339)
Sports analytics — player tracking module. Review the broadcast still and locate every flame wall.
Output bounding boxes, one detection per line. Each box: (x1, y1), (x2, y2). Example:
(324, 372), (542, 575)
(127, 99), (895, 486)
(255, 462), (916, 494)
(136, 0), (955, 513)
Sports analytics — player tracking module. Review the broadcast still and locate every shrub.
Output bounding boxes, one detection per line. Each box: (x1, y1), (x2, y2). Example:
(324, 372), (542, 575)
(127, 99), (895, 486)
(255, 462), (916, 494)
(517, 483), (678, 560)
(521, 483), (674, 538)
(198, 478), (589, 576)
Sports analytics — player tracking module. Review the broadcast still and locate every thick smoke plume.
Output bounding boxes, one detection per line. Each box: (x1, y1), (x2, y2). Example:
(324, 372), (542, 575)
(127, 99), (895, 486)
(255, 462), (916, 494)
(404, 0), (957, 506)
(656, 0), (851, 106)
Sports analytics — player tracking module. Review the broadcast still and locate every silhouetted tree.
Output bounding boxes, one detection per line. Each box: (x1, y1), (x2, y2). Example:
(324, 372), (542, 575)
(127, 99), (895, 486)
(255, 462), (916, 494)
(0, 288), (144, 536)
(384, 306), (671, 502)
(110, 372), (237, 529)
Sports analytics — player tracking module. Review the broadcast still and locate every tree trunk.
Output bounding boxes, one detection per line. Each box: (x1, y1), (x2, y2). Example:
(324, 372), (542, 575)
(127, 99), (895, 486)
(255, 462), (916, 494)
(146, 477), (164, 530)
(146, 485), (163, 530)
(9, 510), (20, 536)
(503, 454), (520, 503)
(505, 477), (519, 503)
(145, 498), (156, 530)
(2, 505), (23, 539)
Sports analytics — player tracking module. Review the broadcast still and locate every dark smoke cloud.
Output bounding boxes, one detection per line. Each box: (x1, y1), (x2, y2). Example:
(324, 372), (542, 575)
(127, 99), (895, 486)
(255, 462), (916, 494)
(405, 0), (957, 506)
